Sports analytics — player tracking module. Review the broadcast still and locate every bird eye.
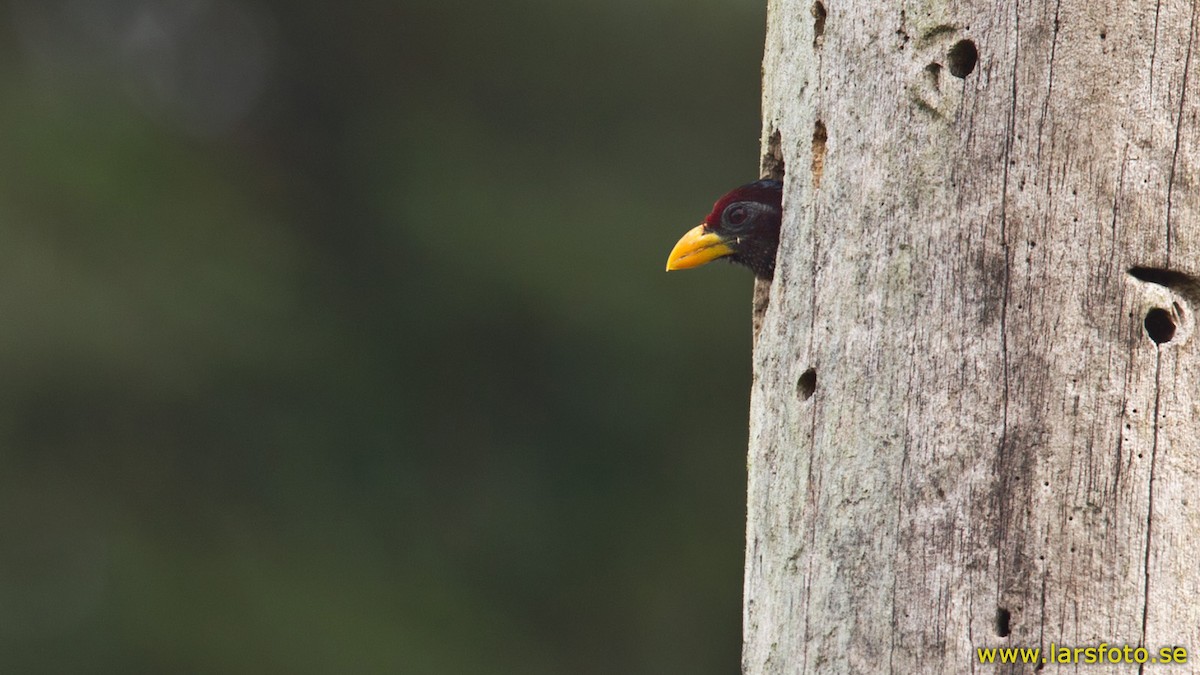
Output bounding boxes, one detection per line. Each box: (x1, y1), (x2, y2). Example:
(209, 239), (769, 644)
(726, 205), (748, 227)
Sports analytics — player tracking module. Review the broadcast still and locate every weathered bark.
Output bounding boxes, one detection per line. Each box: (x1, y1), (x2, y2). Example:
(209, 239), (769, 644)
(745, 0), (1200, 673)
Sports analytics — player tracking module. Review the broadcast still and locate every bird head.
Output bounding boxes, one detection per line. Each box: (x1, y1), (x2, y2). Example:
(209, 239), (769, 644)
(665, 179), (783, 279)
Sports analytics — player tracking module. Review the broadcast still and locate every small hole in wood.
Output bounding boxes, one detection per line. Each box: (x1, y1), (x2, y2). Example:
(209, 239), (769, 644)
(1144, 307), (1176, 344)
(811, 120), (827, 189)
(924, 62), (942, 91)
(947, 39), (978, 78)
(812, 2), (827, 47)
(996, 607), (1011, 637)
(797, 368), (817, 400)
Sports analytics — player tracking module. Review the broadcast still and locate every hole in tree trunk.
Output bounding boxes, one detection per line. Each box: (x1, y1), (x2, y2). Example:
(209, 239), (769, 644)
(753, 130), (784, 340)
(947, 39), (977, 77)
(812, 2), (826, 47)
(797, 368), (816, 400)
(1144, 307), (1176, 344)
(996, 607), (1011, 637)
(811, 120), (827, 189)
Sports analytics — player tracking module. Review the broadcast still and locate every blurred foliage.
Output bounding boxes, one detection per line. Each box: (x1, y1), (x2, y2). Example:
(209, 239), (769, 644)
(0, 0), (766, 672)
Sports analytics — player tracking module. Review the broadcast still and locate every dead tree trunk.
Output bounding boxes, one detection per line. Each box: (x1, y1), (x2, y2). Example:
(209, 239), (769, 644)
(745, 0), (1200, 673)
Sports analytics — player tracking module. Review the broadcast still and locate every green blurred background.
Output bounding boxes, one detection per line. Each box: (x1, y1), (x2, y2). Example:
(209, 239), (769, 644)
(0, 1), (766, 672)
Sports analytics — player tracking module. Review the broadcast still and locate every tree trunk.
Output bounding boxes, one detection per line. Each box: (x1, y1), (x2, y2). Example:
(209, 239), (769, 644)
(744, 0), (1200, 673)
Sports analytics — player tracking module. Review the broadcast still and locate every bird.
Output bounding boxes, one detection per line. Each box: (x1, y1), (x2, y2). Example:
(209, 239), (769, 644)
(664, 179), (783, 279)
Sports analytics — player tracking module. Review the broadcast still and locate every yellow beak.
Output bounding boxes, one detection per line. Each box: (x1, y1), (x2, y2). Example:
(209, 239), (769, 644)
(665, 224), (735, 271)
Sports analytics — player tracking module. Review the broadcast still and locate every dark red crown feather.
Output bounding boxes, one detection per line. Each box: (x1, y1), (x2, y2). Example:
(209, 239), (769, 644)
(703, 179), (783, 228)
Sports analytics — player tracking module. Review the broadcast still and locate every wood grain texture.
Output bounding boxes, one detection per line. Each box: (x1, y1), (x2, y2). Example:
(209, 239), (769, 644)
(744, 0), (1200, 672)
